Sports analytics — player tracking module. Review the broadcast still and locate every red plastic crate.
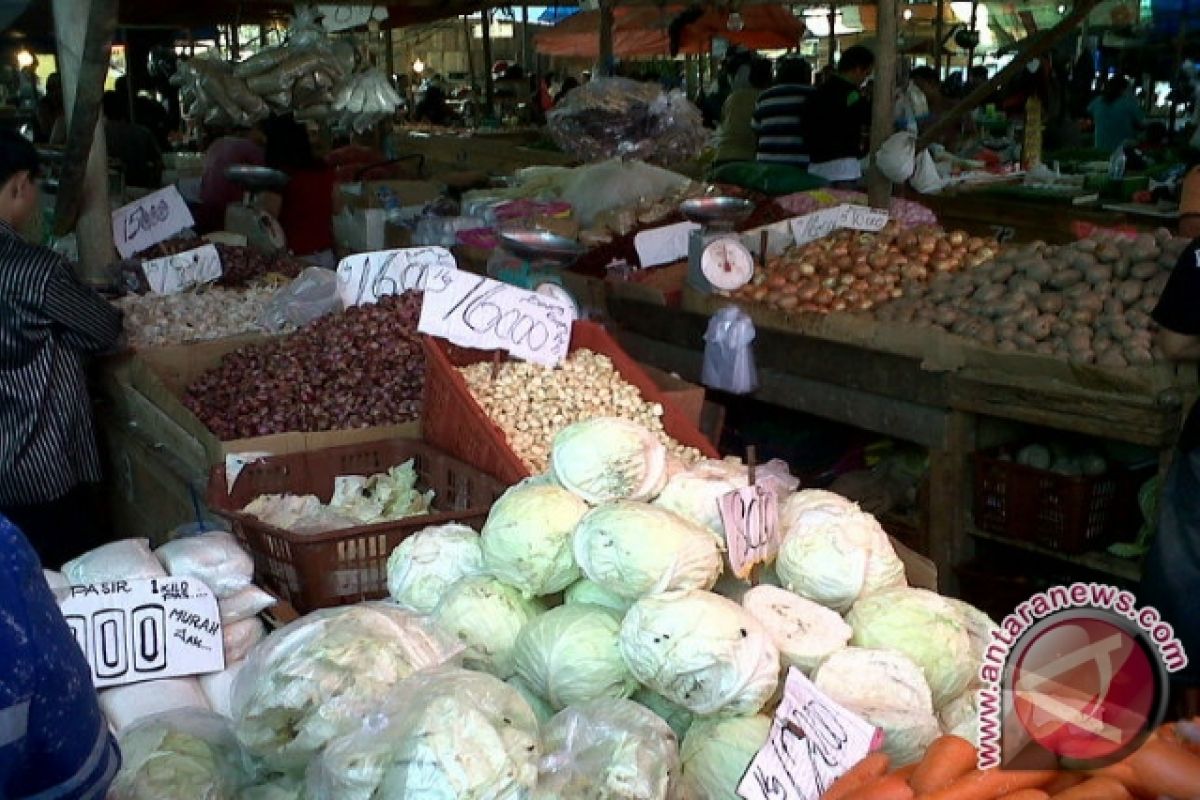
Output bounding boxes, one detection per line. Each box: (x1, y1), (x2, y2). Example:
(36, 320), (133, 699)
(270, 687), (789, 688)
(207, 439), (505, 613)
(421, 321), (720, 484)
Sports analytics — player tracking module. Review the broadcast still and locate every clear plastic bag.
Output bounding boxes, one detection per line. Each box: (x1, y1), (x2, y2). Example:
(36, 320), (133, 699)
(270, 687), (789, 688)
(230, 603), (463, 771)
(62, 538), (166, 583)
(156, 531), (254, 599)
(561, 159), (692, 227)
(101, 678), (211, 733)
(701, 306), (758, 394)
(535, 698), (682, 800)
(110, 710), (248, 800)
(876, 131), (917, 184)
(259, 267), (342, 332)
(307, 665), (541, 800)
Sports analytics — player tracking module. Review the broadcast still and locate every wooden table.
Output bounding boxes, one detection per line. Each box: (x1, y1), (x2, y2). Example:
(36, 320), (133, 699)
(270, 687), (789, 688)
(605, 296), (1186, 593)
(921, 189), (1157, 244)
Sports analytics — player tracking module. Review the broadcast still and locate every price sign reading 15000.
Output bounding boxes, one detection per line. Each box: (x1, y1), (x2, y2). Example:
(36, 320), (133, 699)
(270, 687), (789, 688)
(418, 266), (574, 366)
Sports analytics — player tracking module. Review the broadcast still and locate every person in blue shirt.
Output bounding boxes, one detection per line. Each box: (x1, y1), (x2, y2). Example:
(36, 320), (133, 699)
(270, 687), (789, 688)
(1087, 75), (1145, 152)
(0, 514), (120, 799)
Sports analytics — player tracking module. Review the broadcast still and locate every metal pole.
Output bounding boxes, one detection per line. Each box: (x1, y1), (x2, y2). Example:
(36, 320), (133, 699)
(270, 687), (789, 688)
(827, 4), (837, 68)
(463, 15), (477, 92)
(934, 0), (945, 76)
(966, 0), (978, 69)
(481, 9), (496, 116)
(868, 0), (899, 208)
(599, 0), (615, 76)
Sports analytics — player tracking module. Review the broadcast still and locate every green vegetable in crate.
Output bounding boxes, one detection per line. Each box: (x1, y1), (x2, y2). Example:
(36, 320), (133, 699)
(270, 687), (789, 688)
(481, 484), (587, 597)
(386, 523), (486, 613)
(513, 604), (637, 710)
(679, 714), (772, 800)
(432, 575), (545, 679)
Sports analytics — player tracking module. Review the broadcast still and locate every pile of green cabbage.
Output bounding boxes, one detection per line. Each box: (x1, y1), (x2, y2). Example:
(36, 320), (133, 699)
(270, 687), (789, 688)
(109, 711), (247, 800)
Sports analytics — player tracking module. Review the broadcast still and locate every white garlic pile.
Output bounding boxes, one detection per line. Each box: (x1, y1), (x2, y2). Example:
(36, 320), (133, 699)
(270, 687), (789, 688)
(460, 349), (704, 473)
(115, 286), (293, 348)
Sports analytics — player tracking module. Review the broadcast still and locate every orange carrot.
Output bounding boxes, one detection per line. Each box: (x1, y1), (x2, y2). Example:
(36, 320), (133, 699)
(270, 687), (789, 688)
(911, 735), (979, 793)
(915, 768), (1057, 800)
(995, 791), (1049, 800)
(1047, 776), (1131, 800)
(1039, 773), (1084, 795)
(1089, 735), (1200, 798)
(892, 762), (920, 782)
(824, 753), (892, 800)
(842, 774), (916, 800)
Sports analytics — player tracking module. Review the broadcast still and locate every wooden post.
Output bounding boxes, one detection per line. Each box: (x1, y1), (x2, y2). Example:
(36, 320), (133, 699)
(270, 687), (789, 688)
(934, 0), (945, 76)
(481, 8), (496, 117)
(385, 28), (395, 82)
(599, 0), (615, 77)
(867, 0), (899, 210)
(463, 15), (477, 93)
(521, 4), (532, 73)
(52, 0), (116, 283)
(827, 4), (837, 68)
(231, 20), (241, 61)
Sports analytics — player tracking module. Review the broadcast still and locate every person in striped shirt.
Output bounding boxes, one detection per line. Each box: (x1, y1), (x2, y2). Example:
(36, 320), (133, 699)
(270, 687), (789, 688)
(753, 57), (816, 168)
(0, 130), (122, 568)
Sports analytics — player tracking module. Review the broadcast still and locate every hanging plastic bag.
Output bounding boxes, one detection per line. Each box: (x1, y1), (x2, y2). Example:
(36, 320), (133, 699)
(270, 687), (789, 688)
(876, 131), (917, 184)
(702, 306), (758, 394)
(259, 267), (342, 332)
(910, 149), (948, 194)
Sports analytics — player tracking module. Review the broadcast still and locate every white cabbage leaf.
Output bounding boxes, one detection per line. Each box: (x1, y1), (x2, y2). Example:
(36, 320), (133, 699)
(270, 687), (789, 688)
(432, 575), (545, 679)
(573, 501), (722, 600)
(565, 579), (635, 615)
(633, 687), (695, 741)
(110, 711), (246, 800)
(846, 587), (974, 709)
(619, 590), (780, 716)
(514, 604), (637, 710)
(535, 698), (681, 800)
(741, 585), (852, 675)
(813, 647), (940, 766)
(551, 417), (668, 504)
(309, 666), (540, 800)
(651, 459), (747, 538)
(231, 603), (461, 771)
(481, 484), (588, 597)
(679, 714), (772, 800)
(386, 523), (486, 612)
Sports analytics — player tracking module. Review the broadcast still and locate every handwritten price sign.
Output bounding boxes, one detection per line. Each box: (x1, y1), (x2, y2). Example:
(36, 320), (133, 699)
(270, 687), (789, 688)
(789, 204), (890, 247)
(58, 577), (224, 688)
(112, 185), (194, 259)
(337, 246), (457, 307)
(721, 485), (780, 580)
(738, 668), (880, 800)
(141, 244), (222, 295)
(418, 266), (575, 366)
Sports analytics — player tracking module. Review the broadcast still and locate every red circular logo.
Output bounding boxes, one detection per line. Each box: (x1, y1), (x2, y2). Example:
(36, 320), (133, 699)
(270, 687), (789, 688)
(1011, 612), (1160, 763)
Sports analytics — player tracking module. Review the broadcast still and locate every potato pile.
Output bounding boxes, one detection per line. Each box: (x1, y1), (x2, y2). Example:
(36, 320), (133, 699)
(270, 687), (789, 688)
(874, 229), (1187, 366)
(732, 225), (996, 313)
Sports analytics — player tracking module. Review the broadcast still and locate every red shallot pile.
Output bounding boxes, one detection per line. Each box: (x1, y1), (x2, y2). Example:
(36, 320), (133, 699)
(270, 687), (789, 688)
(731, 224), (996, 312)
(184, 293), (424, 439)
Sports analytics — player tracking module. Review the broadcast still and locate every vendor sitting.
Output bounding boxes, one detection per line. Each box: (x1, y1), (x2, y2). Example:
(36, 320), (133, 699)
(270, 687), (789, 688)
(260, 115), (337, 266)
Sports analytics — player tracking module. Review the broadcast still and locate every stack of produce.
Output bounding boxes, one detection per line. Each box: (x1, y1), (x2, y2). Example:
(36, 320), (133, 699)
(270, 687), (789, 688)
(874, 229), (1188, 366)
(730, 225), (996, 313)
(115, 284), (291, 348)
(184, 292), (424, 439)
(458, 350), (704, 473)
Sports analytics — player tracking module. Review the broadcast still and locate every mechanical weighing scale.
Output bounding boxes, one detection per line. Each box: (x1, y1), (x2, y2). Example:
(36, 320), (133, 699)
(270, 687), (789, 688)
(492, 228), (586, 316)
(224, 165), (290, 253)
(680, 196), (756, 293)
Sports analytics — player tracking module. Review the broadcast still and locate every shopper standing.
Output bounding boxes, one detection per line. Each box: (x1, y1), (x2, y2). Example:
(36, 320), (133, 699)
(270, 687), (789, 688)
(712, 57), (773, 169)
(1140, 232), (1200, 716)
(1087, 75), (1144, 152)
(0, 130), (122, 568)
(1, 515), (121, 799)
(804, 46), (875, 185)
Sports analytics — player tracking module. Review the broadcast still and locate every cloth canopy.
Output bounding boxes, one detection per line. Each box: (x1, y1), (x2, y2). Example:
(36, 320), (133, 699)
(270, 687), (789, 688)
(535, 5), (804, 58)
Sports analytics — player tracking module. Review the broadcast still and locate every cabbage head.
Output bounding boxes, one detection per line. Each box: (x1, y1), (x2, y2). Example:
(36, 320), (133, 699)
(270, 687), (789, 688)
(433, 575), (545, 678)
(775, 509), (905, 612)
(111, 711), (246, 800)
(514, 604), (636, 710)
(813, 647), (939, 766)
(939, 689), (981, 747)
(945, 597), (998, 687)
(309, 666), (540, 800)
(535, 698), (680, 800)
(551, 417), (668, 504)
(651, 459), (747, 538)
(846, 587), (974, 709)
(386, 523), (485, 612)
(565, 579), (634, 615)
(633, 687), (695, 740)
(741, 585), (851, 675)
(573, 502), (722, 600)
(507, 674), (556, 724)
(779, 489), (858, 534)
(481, 484), (587, 597)
(680, 714), (771, 800)
(231, 603), (461, 771)
(619, 590), (780, 716)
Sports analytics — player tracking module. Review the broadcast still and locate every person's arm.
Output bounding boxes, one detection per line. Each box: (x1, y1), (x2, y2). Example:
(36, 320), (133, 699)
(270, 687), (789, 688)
(1158, 329), (1200, 361)
(42, 263), (122, 354)
(1152, 239), (1200, 363)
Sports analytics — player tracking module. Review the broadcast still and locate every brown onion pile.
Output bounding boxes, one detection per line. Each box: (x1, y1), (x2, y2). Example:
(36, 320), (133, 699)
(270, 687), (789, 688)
(184, 293), (424, 439)
(732, 224), (996, 313)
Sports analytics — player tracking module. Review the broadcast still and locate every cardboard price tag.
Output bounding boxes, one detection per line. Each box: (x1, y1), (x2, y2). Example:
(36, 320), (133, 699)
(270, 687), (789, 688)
(112, 185), (195, 259)
(336, 246), (457, 307)
(738, 668), (881, 800)
(634, 221), (701, 268)
(418, 266), (575, 366)
(721, 484), (780, 580)
(141, 244), (222, 294)
(58, 577), (224, 689)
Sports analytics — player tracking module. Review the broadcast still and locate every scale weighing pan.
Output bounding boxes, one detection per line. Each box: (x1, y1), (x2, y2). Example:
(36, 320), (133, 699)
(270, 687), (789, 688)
(225, 165), (290, 191)
(497, 228), (586, 264)
(680, 196), (754, 226)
